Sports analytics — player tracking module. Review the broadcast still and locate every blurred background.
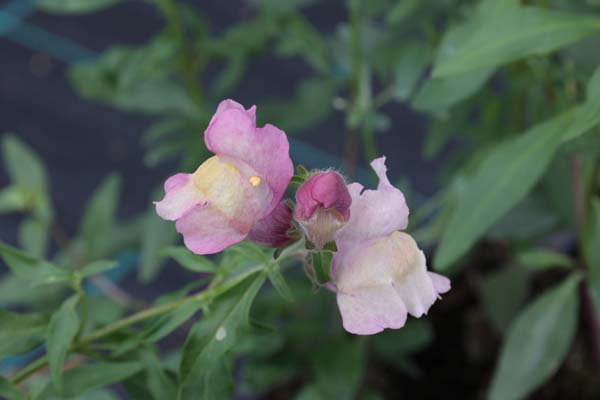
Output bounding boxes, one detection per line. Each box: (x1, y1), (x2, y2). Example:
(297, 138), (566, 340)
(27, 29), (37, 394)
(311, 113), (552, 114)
(1, 0), (600, 399)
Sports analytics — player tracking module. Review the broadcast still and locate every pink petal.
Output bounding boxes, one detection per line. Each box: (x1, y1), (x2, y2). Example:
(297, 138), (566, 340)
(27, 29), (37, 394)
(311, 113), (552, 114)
(210, 99), (256, 126)
(155, 173), (203, 221)
(336, 156), (409, 242)
(429, 272), (451, 295)
(295, 171), (351, 221)
(204, 106), (293, 216)
(248, 201), (294, 247)
(176, 204), (248, 255)
(337, 286), (408, 335)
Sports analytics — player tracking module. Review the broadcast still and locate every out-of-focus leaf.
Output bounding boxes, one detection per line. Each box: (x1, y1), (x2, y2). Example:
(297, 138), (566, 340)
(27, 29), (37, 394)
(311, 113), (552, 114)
(393, 43), (430, 101)
(517, 249), (574, 271)
(37, 361), (143, 399)
(161, 246), (217, 274)
(372, 319), (433, 358)
(0, 309), (47, 359)
(586, 199), (600, 318)
(260, 78), (338, 134)
(433, 2), (600, 77)
(18, 217), (49, 258)
(139, 207), (177, 283)
(0, 376), (25, 400)
(480, 267), (528, 334)
(140, 348), (178, 400)
(387, 0), (419, 24)
(489, 273), (581, 400)
(275, 13), (329, 73)
(80, 260), (118, 278)
(488, 194), (560, 240)
(266, 262), (294, 302)
(0, 186), (30, 214)
(36, 0), (121, 14)
(0, 241), (72, 286)
(178, 274), (265, 399)
(1, 134), (48, 192)
(46, 295), (80, 390)
(435, 69), (600, 270)
(79, 174), (121, 260)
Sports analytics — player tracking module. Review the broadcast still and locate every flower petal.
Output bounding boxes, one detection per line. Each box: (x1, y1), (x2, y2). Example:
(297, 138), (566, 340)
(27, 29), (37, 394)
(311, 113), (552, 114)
(336, 156), (409, 242)
(176, 205), (248, 255)
(248, 201), (294, 247)
(429, 272), (451, 295)
(295, 171), (351, 221)
(210, 99), (256, 126)
(204, 105), (293, 215)
(337, 285), (408, 335)
(155, 173), (204, 221)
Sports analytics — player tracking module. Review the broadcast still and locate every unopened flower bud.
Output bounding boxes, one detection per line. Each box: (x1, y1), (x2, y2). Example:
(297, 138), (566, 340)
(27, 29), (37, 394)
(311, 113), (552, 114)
(294, 171), (351, 248)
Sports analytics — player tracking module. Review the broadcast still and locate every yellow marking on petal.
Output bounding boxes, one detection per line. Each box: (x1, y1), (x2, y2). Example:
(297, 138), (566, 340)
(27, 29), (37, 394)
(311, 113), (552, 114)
(249, 176), (261, 187)
(192, 156), (244, 218)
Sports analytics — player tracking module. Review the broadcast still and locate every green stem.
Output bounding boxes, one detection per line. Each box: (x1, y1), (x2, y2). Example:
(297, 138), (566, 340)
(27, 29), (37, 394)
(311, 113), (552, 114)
(11, 242), (304, 385)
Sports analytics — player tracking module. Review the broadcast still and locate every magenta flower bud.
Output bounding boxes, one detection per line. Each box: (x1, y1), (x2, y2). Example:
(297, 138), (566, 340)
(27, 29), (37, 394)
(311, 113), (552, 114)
(248, 201), (295, 248)
(294, 171), (351, 248)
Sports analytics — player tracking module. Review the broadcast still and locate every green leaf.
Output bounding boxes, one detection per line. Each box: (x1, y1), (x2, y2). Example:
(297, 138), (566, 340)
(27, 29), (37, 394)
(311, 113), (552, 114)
(266, 263), (294, 302)
(480, 267), (529, 334)
(178, 274), (265, 399)
(516, 249), (574, 271)
(435, 75), (600, 270)
(79, 174), (121, 259)
(372, 319), (433, 358)
(0, 186), (30, 214)
(393, 43), (430, 101)
(0, 376), (25, 400)
(586, 199), (600, 318)
(1, 134), (48, 192)
(80, 260), (118, 278)
(433, 2), (600, 78)
(36, 0), (121, 14)
(0, 241), (72, 286)
(18, 217), (50, 258)
(0, 309), (47, 359)
(489, 273), (581, 400)
(46, 295), (80, 390)
(161, 246), (218, 274)
(139, 208), (177, 282)
(140, 349), (178, 400)
(38, 361), (143, 399)
(311, 251), (333, 284)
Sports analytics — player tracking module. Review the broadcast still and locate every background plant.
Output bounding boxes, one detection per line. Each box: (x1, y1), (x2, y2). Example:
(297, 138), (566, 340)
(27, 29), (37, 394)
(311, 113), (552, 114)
(1, 0), (600, 399)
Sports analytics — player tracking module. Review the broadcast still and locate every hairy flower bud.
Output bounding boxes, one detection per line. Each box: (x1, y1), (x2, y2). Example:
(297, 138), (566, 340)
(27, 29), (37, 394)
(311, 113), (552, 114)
(294, 171), (351, 248)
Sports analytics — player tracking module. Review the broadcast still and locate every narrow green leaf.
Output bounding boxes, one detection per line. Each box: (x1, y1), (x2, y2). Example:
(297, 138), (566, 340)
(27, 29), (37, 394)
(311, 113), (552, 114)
(435, 80), (600, 270)
(586, 199), (600, 318)
(0, 309), (47, 358)
(38, 361), (143, 398)
(18, 217), (50, 258)
(36, 0), (121, 14)
(161, 246), (217, 273)
(1, 134), (48, 192)
(489, 273), (581, 400)
(139, 208), (177, 282)
(80, 174), (121, 259)
(433, 3), (600, 77)
(480, 267), (528, 333)
(393, 43), (430, 101)
(0, 186), (30, 214)
(0, 376), (25, 400)
(516, 249), (574, 271)
(80, 260), (118, 278)
(266, 263), (294, 302)
(0, 241), (72, 286)
(140, 348), (178, 400)
(178, 274), (265, 399)
(47, 295), (80, 390)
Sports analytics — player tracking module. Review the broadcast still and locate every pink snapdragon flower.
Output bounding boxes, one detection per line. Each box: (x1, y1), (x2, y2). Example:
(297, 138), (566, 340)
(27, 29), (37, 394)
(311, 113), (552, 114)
(294, 171), (352, 248)
(331, 157), (450, 335)
(155, 100), (293, 254)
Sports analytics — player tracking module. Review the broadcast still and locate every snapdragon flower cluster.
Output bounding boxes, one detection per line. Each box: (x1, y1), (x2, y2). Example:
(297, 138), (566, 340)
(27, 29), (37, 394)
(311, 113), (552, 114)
(156, 99), (450, 335)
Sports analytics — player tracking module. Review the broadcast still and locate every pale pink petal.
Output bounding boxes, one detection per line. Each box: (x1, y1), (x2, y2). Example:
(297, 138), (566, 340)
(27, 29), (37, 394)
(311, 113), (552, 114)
(155, 174), (204, 221)
(204, 109), (293, 215)
(336, 156), (409, 242)
(176, 205), (247, 255)
(337, 286), (408, 335)
(248, 201), (294, 247)
(392, 256), (437, 318)
(429, 272), (451, 295)
(210, 99), (256, 126)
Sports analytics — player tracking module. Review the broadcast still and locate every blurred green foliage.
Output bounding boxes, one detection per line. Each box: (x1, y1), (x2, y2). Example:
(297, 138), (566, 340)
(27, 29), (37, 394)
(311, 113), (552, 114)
(1, 0), (600, 399)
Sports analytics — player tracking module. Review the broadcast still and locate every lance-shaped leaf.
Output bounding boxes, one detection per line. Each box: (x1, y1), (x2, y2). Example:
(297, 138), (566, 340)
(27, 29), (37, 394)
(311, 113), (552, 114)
(0, 309), (48, 359)
(489, 273), (581, 400)
(46, 295), (80, 390)
(178, 273), (265, 399)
